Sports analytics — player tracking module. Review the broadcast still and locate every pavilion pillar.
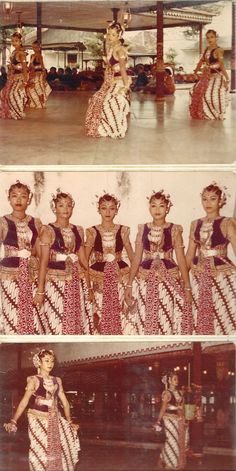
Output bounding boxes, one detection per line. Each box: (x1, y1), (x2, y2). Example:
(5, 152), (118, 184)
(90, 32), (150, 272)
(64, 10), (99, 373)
(199, 24), (203, 55)
(191, 342), (204, 457)
(36, 2), (42, 43)
(1, 29), (7, 67)
(156, 1), (165, 100)
(231, 1), (236, 92)
(112, 8), (119, 23)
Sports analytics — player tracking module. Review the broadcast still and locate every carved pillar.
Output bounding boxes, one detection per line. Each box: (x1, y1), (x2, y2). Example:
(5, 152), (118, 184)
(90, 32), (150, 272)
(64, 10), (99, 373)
(191, 342), (204, 456)
(156, 1), (165, 100)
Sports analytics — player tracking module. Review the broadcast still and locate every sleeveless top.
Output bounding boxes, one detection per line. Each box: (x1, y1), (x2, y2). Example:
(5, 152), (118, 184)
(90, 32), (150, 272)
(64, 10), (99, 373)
(47, 223), (82, 271)
(27, 375), (61, 414)
(88, 225), (129, 273)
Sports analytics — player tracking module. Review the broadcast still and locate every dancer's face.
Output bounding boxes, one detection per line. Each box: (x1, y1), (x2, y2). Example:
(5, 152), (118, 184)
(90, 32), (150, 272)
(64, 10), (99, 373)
(169, 374), (179, 388)
(9, 187), (30, 212)
(55, 197), (73, 219)
(11, 36), (21, 48)
(206, 32), (217, 47)
(99, 200), (117, 223)
(201, 190), (220, 216)
(39, 354), (55, 374)
(107, 28), (120, 44)
(32, 43), (40, 52)
(149, 198), (167, 223)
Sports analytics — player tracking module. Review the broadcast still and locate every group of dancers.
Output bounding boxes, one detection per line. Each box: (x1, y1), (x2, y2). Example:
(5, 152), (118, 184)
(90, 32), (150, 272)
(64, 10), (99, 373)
(0, 32), (51, 119)
(3, 349), (187, 471)
(1, 180), (235, 336)
(0, 25), (229, 132)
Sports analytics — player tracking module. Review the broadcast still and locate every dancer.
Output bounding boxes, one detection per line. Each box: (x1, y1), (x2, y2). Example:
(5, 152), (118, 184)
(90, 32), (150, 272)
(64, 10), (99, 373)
(125, 191), (193, 335)
(0, 181), (42, 335)
(85, 193), (134, 334)
(154, 371), (188, 470)
(85, 21), (131, 138)
(190, 29), (229, 120)
(27, 40), (51, 108)
(186, 183), (236, 335)
(4, 349), (80, 471)
(0, 32), (28, 119)
(34, 190), (93, 335)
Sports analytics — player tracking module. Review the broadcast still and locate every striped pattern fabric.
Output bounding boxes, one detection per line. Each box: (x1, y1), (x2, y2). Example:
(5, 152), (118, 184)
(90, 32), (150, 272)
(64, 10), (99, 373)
(0, 78), (27, 119)
(28, 412), (80, 471)
(0, 278), (38, 335)
(135, 275), (187, 335)
(160, 415), (187, 469)
(27, 73), (51, 108)
(85, 72), (130, 139)
(192, 270), (236, 335)
(190, 72), (228, 120)
(39, 277), (93, 335)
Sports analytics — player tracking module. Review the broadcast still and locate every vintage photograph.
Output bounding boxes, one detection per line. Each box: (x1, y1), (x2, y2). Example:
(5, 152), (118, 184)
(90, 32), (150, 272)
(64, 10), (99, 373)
(0, 0), (235, 164)
(0, 340), (235, 471)
(0, 170), (235, 336)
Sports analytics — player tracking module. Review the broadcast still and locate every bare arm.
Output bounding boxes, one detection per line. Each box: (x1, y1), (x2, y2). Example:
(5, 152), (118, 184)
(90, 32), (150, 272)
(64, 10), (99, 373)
(122, 227), (134, 263)
(227, 218), (236, 257)
(4, 378), (35, 432)
(58, 379), (79, 430)
(155, 392), (170, 424)
(33, 226), (51, 307)
(124, 230), (143, 306)
(173, 227), (192, 301)
(18, 50), (29, 84)
(216, 48), (229, 85)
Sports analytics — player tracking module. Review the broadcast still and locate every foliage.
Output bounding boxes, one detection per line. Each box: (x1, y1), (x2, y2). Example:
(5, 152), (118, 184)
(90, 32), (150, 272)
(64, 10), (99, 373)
(182, 1), (225, 40)
(165, 47), (178, 63)
(84, 33), (104, 58)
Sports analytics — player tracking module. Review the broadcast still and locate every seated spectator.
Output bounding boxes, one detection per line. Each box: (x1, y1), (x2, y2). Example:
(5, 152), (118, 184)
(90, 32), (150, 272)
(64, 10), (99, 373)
(131, 65), (149, 91)
(143, 65), (175, 95)
(47, 66), (58, 83)
(0, 66), (7, 90)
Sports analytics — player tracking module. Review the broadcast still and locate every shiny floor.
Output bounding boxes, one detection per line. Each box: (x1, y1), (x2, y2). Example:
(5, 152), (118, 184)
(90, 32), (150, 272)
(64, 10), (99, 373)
(1, 441), (235, 471)
(0, 89), (235, 166)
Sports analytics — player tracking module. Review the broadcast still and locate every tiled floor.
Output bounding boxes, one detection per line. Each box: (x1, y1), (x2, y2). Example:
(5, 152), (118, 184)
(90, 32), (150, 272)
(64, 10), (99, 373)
(0, 90), (235, 165)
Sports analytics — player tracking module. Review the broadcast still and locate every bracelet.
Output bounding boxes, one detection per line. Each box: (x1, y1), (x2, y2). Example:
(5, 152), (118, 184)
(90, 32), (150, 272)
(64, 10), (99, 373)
(184, 287), (192, 292)
(88, 287), (93, 291)
(37, 291), (45, 295)
(126, 284), (132, 288)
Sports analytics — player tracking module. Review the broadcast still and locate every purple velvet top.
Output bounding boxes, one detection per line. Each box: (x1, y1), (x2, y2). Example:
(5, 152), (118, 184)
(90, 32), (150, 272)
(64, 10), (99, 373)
(90, 225), (128, 272)
(30, 376), (59, 413)
(193, 217), (231, 267)
(48, 224), (82, 271)
(0, 216), (38, 269)
(140, 223), (177, 271)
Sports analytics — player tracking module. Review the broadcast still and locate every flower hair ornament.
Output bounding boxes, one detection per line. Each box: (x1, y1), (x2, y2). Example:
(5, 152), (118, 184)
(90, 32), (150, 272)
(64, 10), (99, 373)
(95, 191), (121, 211)
(201, 181), (229, 208)
(105, 21), (125, 39)
(32, 349), (54, 372)
(147, 189), (173, 212)
(50, 188), (75, 213)
(7, 180), (33, 205)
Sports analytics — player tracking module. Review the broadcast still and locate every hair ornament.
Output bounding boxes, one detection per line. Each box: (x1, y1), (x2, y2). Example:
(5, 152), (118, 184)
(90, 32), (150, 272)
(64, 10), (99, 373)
(147, 189), (173, 211)
(50, 189), (75, 213)
(32, 349), (54, 369)
(94, 191), (121, 210)
(161, 374), (168, 389)
(201, 181), (229, 208)
(8, 180), (33, 204)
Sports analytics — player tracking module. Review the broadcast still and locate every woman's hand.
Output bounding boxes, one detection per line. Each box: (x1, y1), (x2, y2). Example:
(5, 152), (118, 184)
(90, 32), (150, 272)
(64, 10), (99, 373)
(33, 292), (44, 307)
(184, 290), (193, 304)
(224, 79), (229, 91)
(70, 422), (80, 432)
(88, 288), (94, 303)
(125, 286), (133, 307)
(4, 422), (17, 434)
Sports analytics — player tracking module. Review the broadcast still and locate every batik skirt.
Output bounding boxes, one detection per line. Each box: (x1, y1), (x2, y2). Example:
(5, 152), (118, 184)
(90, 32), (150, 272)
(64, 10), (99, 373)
(0, 76), (27, 119)
(189, 70), (228, 120)
(134, 261), (193, 335)
(27, 72), (51, 108)
(0, 259), (39, 335)
(39, 269), (93, 335)
(85, 71), (130, 139)
(160, 414), (187, 470)
(191, 262), (236, 335)
(28, 410), (80, 471)
(90, 261), (136, 335)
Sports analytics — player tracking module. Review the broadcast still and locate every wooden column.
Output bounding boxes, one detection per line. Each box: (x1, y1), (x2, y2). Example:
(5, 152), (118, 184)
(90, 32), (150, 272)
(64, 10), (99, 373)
(191, 342), (204, 457)
(231, 1), (236, 92)
(112, 8), (119, 22)
(199, 24), (203, 55)
(1, 29), (7, 67)
(36, 2), (42, 43)
(156, 1), (165, 100)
